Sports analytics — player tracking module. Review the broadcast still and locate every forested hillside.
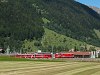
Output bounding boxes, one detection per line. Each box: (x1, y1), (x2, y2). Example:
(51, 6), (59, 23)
(0, 0), (44, 51)
(0, 0), (100, 53)
(35, 0), (100, 46)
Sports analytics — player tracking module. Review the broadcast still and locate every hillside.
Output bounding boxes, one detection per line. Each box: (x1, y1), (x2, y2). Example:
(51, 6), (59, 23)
(0, 0), (100, 52)
(23, 27), (100, 53)
(37, 0), (100, 46)
(23, 27), (85, 52)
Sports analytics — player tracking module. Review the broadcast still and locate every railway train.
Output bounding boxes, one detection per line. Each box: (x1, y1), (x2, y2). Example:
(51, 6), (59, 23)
(15, 52), (75, 59)
(11, 51), (100, 58)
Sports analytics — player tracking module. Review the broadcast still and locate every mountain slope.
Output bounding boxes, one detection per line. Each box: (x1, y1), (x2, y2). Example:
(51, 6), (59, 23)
(36, 0), (100, 46)
(0, 0), (100, 52)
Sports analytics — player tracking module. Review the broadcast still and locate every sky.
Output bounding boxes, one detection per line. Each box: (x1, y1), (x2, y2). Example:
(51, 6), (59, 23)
(75, 0), (100, 8)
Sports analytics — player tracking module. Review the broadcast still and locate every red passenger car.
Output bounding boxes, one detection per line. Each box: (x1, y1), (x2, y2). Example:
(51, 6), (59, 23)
(35, 53), (52, 58)
(15, 54), (33, 58)
(55, 53), (74, 58)
(15, 52), (52, 59)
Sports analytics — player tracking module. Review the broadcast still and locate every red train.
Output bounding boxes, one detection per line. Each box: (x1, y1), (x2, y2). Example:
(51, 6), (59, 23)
(15, 52), (74, 59)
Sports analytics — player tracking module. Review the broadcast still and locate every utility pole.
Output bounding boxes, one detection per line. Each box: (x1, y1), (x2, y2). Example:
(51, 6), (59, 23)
(52, 45), (54, 59)
(20, 49), (22, 54)
(6, 45), (10, 55)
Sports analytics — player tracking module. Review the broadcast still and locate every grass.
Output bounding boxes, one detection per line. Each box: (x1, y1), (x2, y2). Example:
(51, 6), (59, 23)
(0, 61), (100, 75)
(73, 68), (100, 75)
(94, 29), (100, 39)
(42, 27), (99, 50)
(0, 56), (67, 62)
(42, 17), (50, 24)
(0, 56), (33, 61)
